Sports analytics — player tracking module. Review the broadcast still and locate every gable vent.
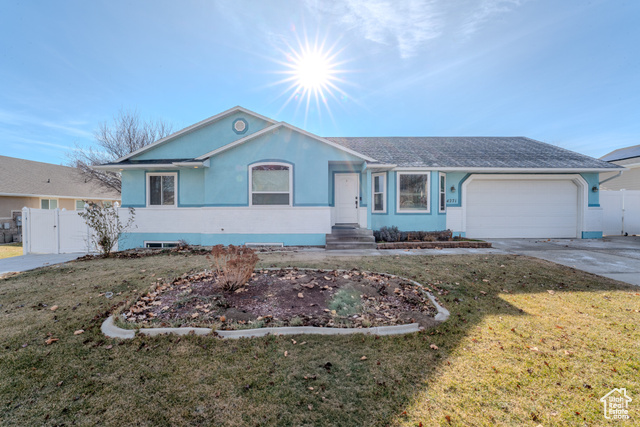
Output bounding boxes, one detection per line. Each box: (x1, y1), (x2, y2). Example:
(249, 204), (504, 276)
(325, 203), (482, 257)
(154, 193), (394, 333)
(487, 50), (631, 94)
(233, 119), (247, 133)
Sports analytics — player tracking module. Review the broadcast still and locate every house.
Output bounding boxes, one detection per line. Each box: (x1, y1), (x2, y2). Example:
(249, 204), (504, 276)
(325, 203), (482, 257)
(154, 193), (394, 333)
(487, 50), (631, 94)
(0, 155), (121, 243)
(600, 388), (632, 420)
(599, 144), (640, 190)
(95, 106), (621, 249)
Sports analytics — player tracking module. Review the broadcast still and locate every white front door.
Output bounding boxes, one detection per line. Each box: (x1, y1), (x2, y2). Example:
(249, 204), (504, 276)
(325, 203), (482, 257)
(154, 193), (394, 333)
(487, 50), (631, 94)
(335, 173), (359, 224)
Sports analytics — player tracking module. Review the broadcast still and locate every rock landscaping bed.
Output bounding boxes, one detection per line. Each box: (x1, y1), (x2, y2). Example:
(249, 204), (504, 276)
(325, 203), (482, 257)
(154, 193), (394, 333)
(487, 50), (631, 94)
(120, 268), (440, 331)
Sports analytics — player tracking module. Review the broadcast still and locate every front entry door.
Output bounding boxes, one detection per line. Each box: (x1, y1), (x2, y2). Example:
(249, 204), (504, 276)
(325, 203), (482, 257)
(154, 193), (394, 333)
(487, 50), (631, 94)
(335, 173), (359, 224)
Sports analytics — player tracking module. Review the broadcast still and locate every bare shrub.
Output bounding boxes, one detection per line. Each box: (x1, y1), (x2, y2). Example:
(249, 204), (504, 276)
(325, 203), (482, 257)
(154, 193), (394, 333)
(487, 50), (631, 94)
(78, 201), (135, 256)
(206, 245), (259, 292)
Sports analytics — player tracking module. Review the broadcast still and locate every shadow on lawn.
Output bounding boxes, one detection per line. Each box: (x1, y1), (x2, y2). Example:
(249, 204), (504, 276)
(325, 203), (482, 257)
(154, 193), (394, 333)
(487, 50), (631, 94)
(0, 252), (636, 426)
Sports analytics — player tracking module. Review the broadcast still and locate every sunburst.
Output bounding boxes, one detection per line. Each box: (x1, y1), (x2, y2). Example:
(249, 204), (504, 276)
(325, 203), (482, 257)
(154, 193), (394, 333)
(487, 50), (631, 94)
(271, 35), (350, 123)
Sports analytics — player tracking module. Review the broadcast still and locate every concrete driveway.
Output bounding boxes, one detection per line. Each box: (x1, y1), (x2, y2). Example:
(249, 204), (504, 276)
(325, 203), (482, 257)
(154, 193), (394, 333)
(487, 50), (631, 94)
(486, 236), (640, 286)
(0, 253), (83, 276)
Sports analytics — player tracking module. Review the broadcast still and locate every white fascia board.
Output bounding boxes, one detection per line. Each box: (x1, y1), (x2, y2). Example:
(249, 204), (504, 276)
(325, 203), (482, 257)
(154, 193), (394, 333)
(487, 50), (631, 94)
(365, 163), (397, 171)
(0, 192), (119, 200)
(392, 167), (627, 173)
(196, 122), (377, 162)
(93, 161), (208, 171)
(114, 106), (278, 163)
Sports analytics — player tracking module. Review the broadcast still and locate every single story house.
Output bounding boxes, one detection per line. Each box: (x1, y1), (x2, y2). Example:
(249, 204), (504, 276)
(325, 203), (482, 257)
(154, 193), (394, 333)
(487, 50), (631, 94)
(95, 106), (622, 249)
(0, 155), (121, 243)
(599, 144), (640, 190)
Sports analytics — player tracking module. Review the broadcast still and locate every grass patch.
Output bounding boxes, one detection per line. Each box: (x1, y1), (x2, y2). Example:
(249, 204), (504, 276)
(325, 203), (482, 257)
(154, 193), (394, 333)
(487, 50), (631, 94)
(0, 252), (638, 426)
(328, 287), (363, 316)
(0, 243), (22, 260)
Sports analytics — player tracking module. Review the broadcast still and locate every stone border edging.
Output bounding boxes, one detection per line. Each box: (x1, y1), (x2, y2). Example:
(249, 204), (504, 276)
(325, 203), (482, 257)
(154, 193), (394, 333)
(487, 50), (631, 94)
(101, 267), (449, 339)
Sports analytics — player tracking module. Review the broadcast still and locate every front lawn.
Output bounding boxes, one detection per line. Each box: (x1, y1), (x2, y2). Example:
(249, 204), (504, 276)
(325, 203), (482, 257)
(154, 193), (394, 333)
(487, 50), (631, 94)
(0, 243), (22, 260)
(0, 252), (638, 426)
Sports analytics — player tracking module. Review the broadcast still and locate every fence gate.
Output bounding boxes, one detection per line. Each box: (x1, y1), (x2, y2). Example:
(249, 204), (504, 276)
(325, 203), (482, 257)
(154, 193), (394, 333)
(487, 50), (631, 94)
(22, 207), (98, 254)
(600, 190), (640, 236)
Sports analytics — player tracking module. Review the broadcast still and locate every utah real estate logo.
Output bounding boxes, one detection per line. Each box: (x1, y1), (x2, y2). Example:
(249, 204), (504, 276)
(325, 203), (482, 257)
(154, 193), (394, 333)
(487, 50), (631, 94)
(600, 388), (632, 420)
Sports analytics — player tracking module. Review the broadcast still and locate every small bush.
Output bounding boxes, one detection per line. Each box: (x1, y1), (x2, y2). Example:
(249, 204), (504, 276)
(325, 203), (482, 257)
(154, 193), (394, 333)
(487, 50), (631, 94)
(328, 287), (362, 316)
(207, 245), (259, 292)
(374, 228), (454, 242)
(78, 201), (135, 256)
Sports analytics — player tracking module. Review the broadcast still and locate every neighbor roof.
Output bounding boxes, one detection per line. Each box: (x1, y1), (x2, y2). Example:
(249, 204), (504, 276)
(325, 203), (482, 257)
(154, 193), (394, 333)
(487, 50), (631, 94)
(600, 144), (640, 162)
(0, 155), (121, 199)
(326, 136), (621, 169)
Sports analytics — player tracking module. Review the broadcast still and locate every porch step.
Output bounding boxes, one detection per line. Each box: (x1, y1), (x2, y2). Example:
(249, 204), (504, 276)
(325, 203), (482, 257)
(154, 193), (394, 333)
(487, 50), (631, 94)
(325, 226), (377, 250)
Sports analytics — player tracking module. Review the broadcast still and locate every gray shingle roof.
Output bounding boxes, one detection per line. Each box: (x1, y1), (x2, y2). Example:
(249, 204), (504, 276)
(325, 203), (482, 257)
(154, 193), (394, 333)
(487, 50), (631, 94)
(600, 144), (640, 162)
(325, 136), (621, 169)
(0, 155), (121, 199)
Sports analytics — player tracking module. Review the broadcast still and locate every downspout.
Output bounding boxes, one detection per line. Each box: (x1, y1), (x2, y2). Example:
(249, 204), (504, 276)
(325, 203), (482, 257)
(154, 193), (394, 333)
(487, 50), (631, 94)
(599, 171), (623, 185)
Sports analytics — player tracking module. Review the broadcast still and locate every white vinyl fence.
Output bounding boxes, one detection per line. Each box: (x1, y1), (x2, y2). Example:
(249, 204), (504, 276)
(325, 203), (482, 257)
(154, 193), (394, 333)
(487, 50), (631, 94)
(21, 207), (103, 254)
(600, 190), (640, 236)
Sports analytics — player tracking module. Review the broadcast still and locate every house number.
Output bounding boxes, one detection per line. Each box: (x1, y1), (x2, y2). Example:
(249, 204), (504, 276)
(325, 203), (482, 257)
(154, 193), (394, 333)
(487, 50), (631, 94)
(446, 198), (457, 203)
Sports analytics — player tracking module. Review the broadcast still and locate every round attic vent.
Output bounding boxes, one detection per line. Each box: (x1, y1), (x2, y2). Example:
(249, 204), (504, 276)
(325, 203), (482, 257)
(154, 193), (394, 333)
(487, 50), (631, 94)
(233, 119), (247, 134)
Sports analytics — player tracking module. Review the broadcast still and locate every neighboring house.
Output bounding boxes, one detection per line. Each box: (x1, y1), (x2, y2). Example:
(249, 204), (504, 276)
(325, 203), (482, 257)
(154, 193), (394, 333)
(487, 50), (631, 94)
(95, 106), (621, 249)
(599, 144), (640, 190)
(0, 155), (121, 243)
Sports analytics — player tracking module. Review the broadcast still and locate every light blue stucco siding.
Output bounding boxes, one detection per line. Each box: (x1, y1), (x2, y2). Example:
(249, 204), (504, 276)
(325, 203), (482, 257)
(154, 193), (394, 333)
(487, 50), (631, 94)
(204, 128), (364, 207)
(580, 173), (600, 206)
(371, 171), (446, 232)
(119, 233), (326, 249)
(132, 112), (274, 161)
(121, 170), (146, 207)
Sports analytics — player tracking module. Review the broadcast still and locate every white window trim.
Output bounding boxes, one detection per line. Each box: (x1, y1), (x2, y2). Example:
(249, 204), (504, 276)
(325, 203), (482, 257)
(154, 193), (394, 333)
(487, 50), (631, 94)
(248, 162), (293, 207)
(144, 241), (178, 248)
(396, 172), (431, 213)
(40, 198), (59, 210)
(439, 172), (446, 213)
(75, 200), (86, 211)
(146, 172), (178, 208)
(372, 172), (387, 213)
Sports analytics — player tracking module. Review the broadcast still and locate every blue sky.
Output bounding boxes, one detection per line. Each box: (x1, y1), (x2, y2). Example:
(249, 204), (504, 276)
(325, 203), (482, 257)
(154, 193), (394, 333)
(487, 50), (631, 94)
(1, 0), (638, 165)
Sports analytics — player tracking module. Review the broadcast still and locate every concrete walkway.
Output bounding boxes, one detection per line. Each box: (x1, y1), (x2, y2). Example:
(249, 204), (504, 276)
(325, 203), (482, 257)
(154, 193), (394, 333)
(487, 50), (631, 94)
(485, 237), (640, 286)
(0, 253), (83, 275)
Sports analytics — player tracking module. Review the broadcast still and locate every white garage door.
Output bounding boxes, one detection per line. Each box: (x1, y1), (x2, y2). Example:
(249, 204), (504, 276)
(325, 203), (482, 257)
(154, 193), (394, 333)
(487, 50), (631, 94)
(466, 178), (578, 238)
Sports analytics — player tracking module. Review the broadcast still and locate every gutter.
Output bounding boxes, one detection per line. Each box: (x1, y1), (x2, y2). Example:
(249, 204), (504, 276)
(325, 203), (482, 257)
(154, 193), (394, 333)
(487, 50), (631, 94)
(599, 171), (624, 185)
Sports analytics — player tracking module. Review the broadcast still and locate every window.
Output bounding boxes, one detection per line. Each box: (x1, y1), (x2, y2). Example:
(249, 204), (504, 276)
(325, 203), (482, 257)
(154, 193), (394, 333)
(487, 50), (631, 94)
(397, 173), (430, 212)
(41, 199), (58, 210)
(145, 242), (178, 248)
(250, 163), (292, 206)
(103, 201), (113, 208)
(439, 172), (446, 213)
(75, 200), (86, 210)
(372, 173), (386, 213)
(147, 173), (177, 207)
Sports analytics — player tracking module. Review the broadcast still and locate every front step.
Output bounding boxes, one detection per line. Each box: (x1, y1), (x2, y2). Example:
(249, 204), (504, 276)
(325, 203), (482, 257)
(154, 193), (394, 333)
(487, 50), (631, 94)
(325, 226), (377, 250)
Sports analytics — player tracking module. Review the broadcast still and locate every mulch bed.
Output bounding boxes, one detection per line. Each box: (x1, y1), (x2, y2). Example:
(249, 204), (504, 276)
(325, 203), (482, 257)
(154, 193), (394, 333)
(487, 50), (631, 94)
(122, 269), (440, 330)
(377, 241), (492, 249)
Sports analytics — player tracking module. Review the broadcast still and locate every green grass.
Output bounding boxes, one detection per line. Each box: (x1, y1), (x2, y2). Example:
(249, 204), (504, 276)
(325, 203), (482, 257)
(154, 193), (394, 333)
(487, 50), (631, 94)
(0, 243), (22, 260)
(0, 252), (638, 426)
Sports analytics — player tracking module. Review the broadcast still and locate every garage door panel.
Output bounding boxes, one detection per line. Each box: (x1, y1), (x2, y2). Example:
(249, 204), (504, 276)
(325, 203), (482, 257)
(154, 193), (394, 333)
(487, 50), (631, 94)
(466, 179), (578, 238)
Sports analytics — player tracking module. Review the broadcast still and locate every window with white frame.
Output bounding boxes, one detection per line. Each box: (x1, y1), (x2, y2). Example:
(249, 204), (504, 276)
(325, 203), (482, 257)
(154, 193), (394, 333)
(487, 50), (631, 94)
(103, 201), (113, 208)
(439, 172), (446, 213)
(145, 242), (178, 248)
(397, 172), (430, 212)
(41, 199), (58, 210)
(147, 173), (177, 207)
(250, 163), (292, 206)
(75, 200), (86, 210)
(372, 173), (386, 213)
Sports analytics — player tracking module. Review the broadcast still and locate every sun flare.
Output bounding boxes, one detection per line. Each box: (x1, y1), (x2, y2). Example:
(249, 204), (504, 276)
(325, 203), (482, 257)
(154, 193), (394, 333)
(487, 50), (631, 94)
(293, 50), (332, 91)
(271, 36), (350, 122)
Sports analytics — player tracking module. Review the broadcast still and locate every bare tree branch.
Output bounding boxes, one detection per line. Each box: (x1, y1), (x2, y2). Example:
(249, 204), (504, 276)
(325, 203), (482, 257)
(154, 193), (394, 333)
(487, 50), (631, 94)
(67, 109), (174, 192)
